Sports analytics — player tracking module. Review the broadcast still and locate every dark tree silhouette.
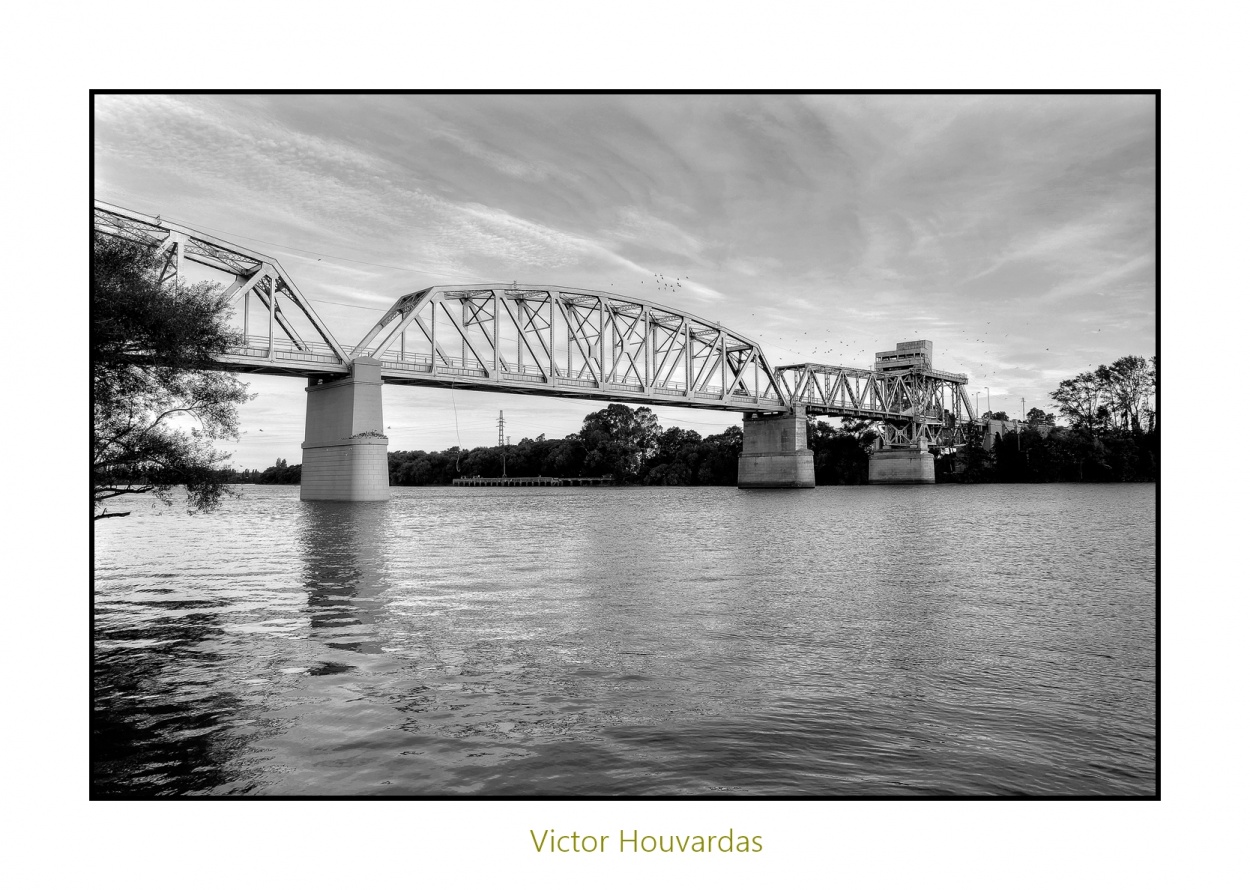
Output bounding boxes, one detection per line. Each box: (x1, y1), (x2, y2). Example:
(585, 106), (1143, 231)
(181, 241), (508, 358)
(1026, 407), (1055, 426)
(578, 404), (660, 482)
(92, 235), (251, 519)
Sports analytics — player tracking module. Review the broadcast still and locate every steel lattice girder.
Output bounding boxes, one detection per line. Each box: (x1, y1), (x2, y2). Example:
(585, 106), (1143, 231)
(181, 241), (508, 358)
(777, 363), (973, 420)
(93, 201), (351, 371)
(776, 362), (979, 447)
(349, 285), (789, 411)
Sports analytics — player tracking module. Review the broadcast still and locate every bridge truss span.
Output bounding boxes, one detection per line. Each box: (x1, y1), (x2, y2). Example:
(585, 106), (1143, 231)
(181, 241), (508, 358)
(777, 361), (979, 449)
(350, 284), (789, 411)
(94, 201), (351, 375)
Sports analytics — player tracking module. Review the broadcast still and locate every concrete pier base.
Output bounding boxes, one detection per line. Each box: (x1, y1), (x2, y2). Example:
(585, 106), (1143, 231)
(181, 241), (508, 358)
(301, 357), (390, 502)
(737, 408), (815, 489)
(868, 448), (935, 484)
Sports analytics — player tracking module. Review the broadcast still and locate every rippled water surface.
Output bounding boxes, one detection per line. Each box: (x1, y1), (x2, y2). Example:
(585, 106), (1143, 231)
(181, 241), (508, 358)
(93, 484), (1156, 796)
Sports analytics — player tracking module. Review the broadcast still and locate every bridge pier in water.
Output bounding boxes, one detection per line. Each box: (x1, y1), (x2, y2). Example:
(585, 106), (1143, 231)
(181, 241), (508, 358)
(301, 357), (390, 502)
(737, 407), (816, 489)
(868, 443), (936, 484)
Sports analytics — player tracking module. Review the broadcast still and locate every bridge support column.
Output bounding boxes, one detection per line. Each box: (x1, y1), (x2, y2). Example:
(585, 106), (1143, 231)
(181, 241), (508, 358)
(868, 441), (935, 484)
(737, 408), (815, 489)
(301, 357), (390, 502)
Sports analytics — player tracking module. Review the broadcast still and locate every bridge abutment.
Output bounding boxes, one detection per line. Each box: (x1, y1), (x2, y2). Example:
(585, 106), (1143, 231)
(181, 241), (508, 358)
(301, 357), (390, 502)
(868, 442), (936, 484)
(737, 408), (816, 489)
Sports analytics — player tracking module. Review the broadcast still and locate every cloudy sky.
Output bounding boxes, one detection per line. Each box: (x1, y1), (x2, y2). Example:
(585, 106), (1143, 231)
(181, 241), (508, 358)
(94, 94), (1156, 469)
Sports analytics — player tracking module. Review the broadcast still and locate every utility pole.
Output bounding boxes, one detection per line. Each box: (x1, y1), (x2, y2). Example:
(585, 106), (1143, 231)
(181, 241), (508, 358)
(503, 436), (510, 478)
(499, 410), (507, 477)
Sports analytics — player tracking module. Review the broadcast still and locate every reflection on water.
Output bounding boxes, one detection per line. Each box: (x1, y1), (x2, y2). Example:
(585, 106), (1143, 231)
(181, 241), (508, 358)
(300, 501), (388, 659)
(93, 484), (1156, 796)
(92, 602), (242, 795)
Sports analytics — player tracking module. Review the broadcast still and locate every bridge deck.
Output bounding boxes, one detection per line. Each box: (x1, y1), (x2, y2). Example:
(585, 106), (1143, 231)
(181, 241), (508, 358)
(214, 341), (789, 412)
(213, 342), (967, 421)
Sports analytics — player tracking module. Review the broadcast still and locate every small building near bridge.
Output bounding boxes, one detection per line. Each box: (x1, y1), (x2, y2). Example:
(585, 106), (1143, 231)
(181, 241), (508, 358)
(982, 419), (1056, 449)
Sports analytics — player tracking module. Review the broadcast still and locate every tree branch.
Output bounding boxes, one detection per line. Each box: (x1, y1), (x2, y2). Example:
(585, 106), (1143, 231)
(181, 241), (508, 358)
(94, 486), (155, 500)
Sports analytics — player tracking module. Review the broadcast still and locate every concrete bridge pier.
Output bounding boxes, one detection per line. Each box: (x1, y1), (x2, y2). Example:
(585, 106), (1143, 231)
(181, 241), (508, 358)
(301, 357), (390, 501)
(868, 439), (936, 484)
(737, 407), (816, 488)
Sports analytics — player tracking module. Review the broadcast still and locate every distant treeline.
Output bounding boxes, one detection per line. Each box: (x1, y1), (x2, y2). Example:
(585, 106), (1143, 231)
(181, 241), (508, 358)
(393, 404), (741, 486)
(202, 416), (1162, 488)
(227, 404), (875, 487)
(229, 354), (1157, 487)
(940, 354), (1158, 483)
(216, 457), (301, 485)
(222, 418), (1157, 488)
(390, 405), (878, 487)
(939, 421), (1158, 483)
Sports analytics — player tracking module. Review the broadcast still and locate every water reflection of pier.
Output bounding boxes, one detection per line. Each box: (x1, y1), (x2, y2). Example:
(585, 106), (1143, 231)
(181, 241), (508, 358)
(299, 501), (390, 657)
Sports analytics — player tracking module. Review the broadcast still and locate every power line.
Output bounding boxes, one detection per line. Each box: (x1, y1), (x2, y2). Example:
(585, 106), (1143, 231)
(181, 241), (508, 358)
(306, 296), (391, 311)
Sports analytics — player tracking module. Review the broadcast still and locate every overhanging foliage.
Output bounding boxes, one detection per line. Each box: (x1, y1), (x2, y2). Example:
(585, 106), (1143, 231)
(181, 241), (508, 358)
(92, 235), (252, 519)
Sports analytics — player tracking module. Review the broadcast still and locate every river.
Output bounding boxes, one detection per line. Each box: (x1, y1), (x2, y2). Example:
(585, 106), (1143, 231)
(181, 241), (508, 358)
(92, 483), (1156, 796)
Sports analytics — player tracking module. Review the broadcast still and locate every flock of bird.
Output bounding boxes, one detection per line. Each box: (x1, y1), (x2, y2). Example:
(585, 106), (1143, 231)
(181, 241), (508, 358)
(607, 272), (688, 297)
(595, 271), (1106, 416)
(584, 273), (1073, 391)
(647, 271), (684, 295)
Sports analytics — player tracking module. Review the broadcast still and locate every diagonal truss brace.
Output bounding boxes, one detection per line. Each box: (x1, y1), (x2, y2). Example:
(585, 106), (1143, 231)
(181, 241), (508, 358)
(352, 284), (788, 407)
(93, 201), (350, 364)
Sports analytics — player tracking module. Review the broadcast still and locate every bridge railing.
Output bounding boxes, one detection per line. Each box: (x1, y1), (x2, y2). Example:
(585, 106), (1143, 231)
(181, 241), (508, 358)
(222, 335), (348, 368)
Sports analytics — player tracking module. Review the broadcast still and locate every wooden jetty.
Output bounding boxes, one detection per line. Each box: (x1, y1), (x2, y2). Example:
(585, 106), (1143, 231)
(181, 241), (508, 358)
(451, 475), (615, 487)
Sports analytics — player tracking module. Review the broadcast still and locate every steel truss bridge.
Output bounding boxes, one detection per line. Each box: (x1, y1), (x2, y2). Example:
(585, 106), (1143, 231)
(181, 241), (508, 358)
(778, 363), (977, 448)
(94, 202), (979, 448)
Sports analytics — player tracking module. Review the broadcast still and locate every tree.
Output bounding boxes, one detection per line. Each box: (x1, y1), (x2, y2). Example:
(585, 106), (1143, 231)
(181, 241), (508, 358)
(806, 418), (873, 484)
(578, 404), (660, 481)
(957, 420), (993, 481)
(92, 235), (251, 519)
(1098, 355), (1156, 433)
(644, 426), (702, 484)
(1049, 372), (1105, 430)
(1050, 355), (1157, 435)
(1026, 407), (1055, 427)
(693, 426), (742, 485)
(257, 458), (301, 484)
